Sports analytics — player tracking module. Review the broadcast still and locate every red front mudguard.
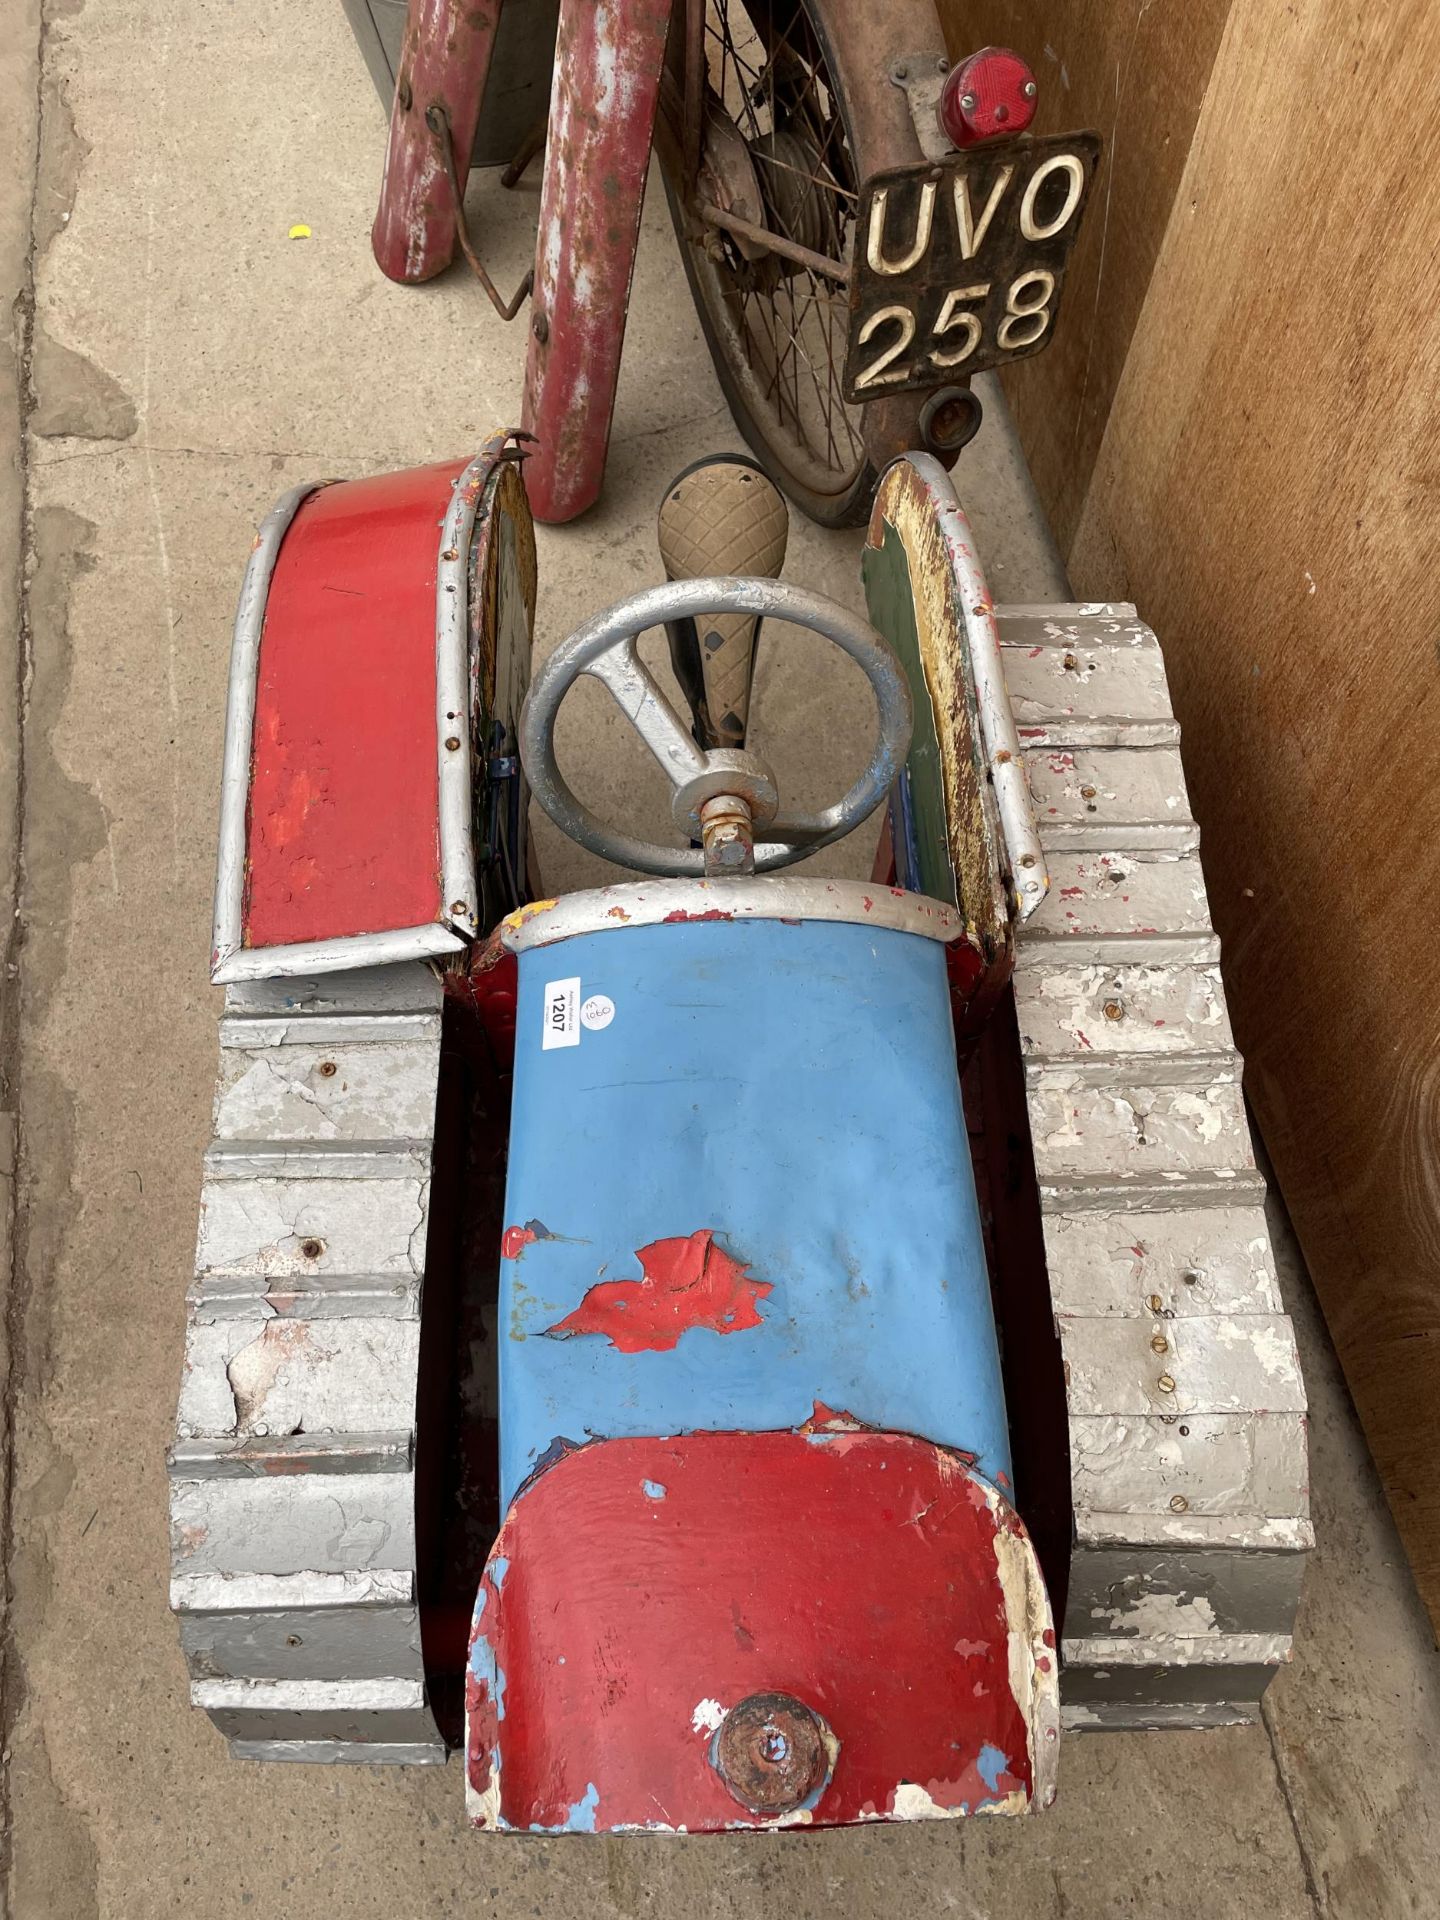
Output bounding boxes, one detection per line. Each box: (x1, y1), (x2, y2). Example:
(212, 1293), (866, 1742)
(372, 1), (506, 283)
(520, 0), (675, 523)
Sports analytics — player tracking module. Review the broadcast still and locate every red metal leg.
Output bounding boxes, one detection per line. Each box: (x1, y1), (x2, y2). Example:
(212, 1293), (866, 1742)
(521, 0), (674, 524)
(372, 0), (504, 284)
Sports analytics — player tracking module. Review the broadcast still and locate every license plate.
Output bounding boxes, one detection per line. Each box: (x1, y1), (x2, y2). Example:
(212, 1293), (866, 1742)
(843, 131), (1102, 405)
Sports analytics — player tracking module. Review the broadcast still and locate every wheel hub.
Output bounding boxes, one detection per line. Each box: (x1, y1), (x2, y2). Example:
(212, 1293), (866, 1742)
(751, 124), (836, 261)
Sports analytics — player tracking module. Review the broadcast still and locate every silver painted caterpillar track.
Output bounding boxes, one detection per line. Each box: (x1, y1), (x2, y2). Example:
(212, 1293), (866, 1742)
(168, 962), (447, 1763)
(999, 603), (1311, 1729)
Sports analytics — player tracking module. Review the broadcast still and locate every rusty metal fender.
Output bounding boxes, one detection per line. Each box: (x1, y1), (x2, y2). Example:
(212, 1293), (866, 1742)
(372, 0), (506, 285)
(521, 0), (675, 524)
(794, 0), (958, 472)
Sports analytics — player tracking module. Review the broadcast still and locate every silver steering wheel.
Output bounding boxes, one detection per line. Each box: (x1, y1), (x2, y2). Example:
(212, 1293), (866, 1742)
(519, 577), (913, 877)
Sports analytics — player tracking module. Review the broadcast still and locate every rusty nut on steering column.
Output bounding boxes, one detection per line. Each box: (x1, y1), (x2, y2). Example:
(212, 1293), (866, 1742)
(670, 748), (779, 840)
(699, 794), (756, 875)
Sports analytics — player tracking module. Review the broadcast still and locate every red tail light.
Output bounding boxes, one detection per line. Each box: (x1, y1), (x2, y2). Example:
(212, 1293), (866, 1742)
(938, 47), (1038, 149)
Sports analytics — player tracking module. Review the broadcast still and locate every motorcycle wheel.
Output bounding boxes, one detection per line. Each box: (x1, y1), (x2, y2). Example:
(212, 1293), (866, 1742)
(656, 0), (881, 530)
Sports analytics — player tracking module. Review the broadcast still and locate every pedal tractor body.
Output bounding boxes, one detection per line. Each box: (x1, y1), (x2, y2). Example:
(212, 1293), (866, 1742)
(171, 440), (1308, 1825)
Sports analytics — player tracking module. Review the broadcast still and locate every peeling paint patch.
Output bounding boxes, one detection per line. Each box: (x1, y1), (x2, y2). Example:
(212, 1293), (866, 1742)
(502, 1220), (547, 1259)
(889, 1781), (960, 1820)
(691, 1698), (726, 1735)
(470, 1631), (508, 1721)
(565, 1783), (600, 1832)
(505, 897), (560, 933)
(502, 1219), (588, 1260)
(543, 1230), (770, 1353)
(641, 1478), (667, 1500)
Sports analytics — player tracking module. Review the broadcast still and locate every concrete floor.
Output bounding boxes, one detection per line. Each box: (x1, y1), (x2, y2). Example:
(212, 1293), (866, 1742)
(1, 3), (1437, 1915)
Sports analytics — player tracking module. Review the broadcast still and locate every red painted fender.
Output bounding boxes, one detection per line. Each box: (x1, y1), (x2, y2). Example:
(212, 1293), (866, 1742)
(520, 0), (674, 524)
(371, 0), (504, 284)
(212, 434), (536, 982)
(466, 1425), (1059, 1832)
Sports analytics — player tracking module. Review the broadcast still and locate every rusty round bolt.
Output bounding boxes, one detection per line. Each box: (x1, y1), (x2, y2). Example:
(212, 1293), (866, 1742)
(441, 548), (460, 563)
(301, 1238), (324, 1261)
(1182, 1267), (1202, 1286)
(1063, 652), (1078, 671)
(1151, 1332), (1169, 1355)
(450, 900), (469, 917)
(699, 794), (755, 875)
(532, 309), (550, 345)
(1157, 1373), (1176, 1394)
(1020, 851), (1037, 868)
(1080, 785), (1097, 800)
(318, 1061), (337, 1078)
(1179, 1425), (1190, 1437)
(285, 1633), (304, 1648)
(713, 1693), (829, 1816)
(1148, 1292), (1163, 1314)
(996, 748), (1012, 764)
(1169, 1494), (1189, 1514)
(445, 735), (462, 752)
(1103, 1000), (1124, 1021)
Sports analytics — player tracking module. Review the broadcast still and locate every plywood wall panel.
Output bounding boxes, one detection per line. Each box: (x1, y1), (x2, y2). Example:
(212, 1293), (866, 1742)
(1065, 0), (1440, 1625)
(936, 0), (1231, 545)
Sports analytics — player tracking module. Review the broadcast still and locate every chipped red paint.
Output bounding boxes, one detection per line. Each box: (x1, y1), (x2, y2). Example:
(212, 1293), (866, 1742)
(661, 907), (734, 924)
(502, 1220), (567, 1260)
(803, 1398), (861, 1431)
(543, 1230), (770, 1353)
(446, 943), (520, 1065)
(521, 0), (674, 523)
(945, 937), (986, 1001)
(244, 461), (463, 951)
(371, 0), (504, 283)
(466, 1430), (1053, 1831)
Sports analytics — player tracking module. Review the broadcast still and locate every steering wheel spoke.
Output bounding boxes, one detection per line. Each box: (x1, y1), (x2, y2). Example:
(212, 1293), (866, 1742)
(583, 641), (708, 789)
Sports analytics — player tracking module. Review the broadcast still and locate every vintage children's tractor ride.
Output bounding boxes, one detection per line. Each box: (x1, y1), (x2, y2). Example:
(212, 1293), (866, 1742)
(170, 435), (1310, 1830)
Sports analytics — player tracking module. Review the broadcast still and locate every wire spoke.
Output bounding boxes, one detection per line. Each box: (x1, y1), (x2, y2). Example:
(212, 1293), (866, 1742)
(689, 1), (867, 499)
